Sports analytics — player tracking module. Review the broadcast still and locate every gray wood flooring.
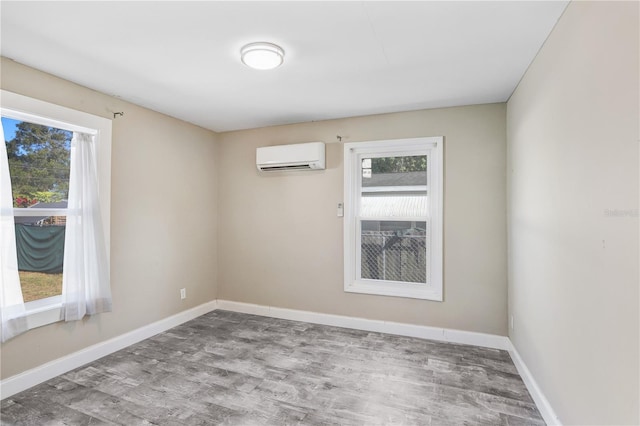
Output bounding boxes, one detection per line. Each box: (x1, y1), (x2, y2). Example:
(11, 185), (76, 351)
(1, 310), (544, 425)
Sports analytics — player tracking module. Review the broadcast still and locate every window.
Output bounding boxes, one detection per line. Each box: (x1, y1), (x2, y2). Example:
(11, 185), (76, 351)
(343, 137), (443, 300)
(2, 117), (71, 304)
(1, 90), (112, 330)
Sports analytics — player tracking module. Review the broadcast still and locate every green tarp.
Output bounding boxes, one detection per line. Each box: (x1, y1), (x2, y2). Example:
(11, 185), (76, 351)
(15, 224), (66, 273)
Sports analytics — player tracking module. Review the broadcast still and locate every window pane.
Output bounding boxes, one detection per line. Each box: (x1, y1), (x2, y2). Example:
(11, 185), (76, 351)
(361, 220), (427, 284)
(361, 155), (427, 218)
(3, 116), (70, 302)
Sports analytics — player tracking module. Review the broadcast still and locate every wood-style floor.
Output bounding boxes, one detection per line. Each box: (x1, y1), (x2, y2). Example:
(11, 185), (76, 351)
(1, 310), (544, 425)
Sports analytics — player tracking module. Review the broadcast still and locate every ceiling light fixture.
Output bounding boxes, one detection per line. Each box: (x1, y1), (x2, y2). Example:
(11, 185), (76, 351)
(240, 42), (285, 70)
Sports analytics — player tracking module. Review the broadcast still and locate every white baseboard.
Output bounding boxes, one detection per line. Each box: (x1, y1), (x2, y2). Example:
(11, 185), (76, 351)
(216, 299), (512, 351)
(2, 297), (559, 426)
(0, 300), (218, 400)
(507, 342), (562, 426)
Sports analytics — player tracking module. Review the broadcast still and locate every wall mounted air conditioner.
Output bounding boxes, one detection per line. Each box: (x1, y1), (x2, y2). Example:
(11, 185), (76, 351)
(256, 142), (325, 172)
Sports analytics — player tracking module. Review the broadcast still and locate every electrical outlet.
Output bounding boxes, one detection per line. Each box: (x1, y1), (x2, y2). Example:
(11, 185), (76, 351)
(510, 315), (514, 330)
(180, 288), (186, 300)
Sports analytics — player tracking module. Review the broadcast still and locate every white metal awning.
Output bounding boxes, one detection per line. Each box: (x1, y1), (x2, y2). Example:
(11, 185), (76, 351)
(360, 196), (427, 217)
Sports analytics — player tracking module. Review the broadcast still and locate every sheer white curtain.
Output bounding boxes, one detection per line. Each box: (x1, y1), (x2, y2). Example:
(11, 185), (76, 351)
(61, 132), (111, 321)
(0, 120), (28, 342)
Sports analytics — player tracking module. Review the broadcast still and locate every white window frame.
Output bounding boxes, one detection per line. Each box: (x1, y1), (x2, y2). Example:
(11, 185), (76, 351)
(343, 137), (443, 301)
(1, 90), (111, 329)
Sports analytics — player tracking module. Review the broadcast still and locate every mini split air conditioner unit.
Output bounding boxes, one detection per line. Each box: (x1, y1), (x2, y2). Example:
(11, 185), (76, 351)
(256, 141), (325, 171)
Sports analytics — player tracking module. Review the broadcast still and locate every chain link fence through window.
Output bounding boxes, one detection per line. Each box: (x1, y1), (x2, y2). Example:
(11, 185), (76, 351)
(361, 230), (427, 283)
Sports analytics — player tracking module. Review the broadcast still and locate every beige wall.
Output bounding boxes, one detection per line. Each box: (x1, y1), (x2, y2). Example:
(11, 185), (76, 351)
(0, 58), (219, 379)
(507, 2), (639, 424)
(218, 103), (508, 335)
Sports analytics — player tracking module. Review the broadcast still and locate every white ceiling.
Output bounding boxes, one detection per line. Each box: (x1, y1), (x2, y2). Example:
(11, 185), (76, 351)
(1, 1), (568, 133)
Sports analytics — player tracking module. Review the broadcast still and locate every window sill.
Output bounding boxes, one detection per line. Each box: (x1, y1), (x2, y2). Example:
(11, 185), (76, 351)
(345, 281), (443, 301)
(24, 296), (62, 329)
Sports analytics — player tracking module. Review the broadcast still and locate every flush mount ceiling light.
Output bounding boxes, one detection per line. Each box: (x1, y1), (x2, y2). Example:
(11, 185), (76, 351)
(240, 42), (285, 70)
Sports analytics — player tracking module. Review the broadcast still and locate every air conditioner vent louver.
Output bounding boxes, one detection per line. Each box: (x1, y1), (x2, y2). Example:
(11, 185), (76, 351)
(256, 142), (325, 172)
(260, 164), (313, 171)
